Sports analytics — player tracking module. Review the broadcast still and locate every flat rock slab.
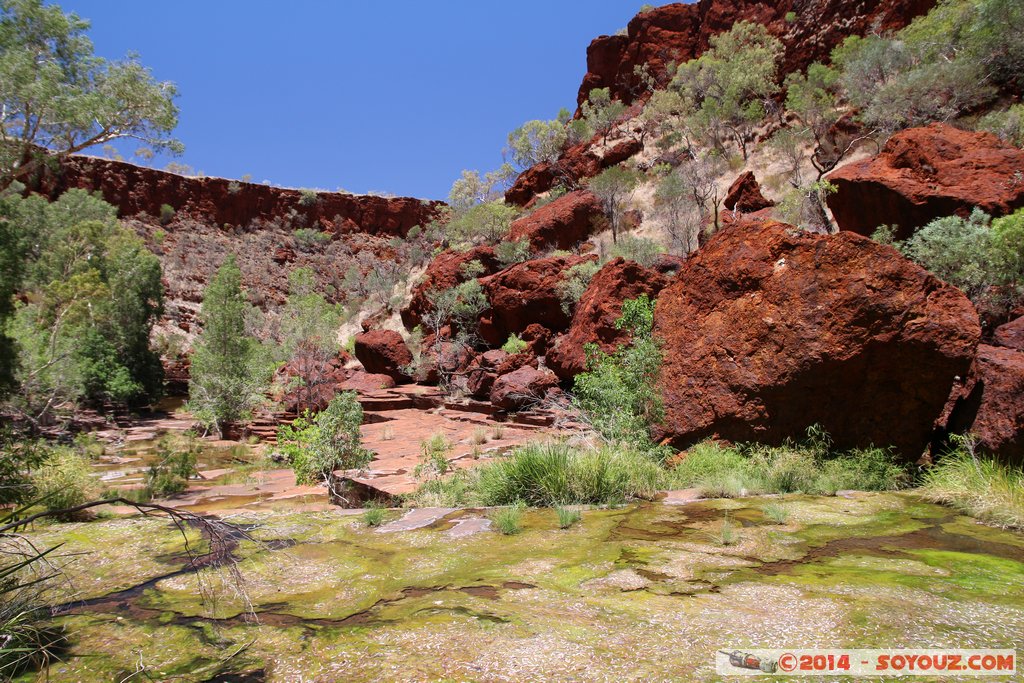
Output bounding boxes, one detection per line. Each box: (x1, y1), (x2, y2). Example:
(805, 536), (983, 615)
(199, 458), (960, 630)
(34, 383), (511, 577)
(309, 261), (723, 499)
(446, 516), (492, 538)
(376, 507), (457, 533)
(662, 488), (704, 505)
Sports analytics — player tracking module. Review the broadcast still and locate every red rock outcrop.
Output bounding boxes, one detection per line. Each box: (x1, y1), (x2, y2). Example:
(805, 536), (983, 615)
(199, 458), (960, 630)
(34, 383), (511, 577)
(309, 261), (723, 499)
(466, 349), (510, 398)
(508, 190), (604, 253)
(577, 0), (936, 111)
(505, 139), (642, 207)
(340, 371), (397, 393)
(827, 124), (1024, 239)
(942, 345), (1024, 465)
(34, 154), (443, 236)
(478, 254), (598, 346)
(548, 258), (671, 380)
(401, 246), (502, 330)
(490, 365), (560, 410)
(723, 171), (775, 213)
(653, 219), (980, 460)
(275, 352), (352, 413)
(993, 315), (1024, 352)
(353, 330), (413, 383)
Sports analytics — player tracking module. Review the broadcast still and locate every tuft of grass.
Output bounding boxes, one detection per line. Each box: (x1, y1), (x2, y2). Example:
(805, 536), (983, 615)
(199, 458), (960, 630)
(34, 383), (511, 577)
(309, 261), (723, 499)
(919, 439), (1024, 529)
(406, 471), (478, 508)
(762, 502), (789, 525)
(471, 427), (488, 445)
(477, 441), (663, 507)
(490, 502), (525, 535)
(362, 504), (386, 528)
(719, 512), (738, 546)
(668, 429), (908, 497)
(555, 506), (581, 529)
(414, 432), (453, 479)
(491, 424), (505, 441)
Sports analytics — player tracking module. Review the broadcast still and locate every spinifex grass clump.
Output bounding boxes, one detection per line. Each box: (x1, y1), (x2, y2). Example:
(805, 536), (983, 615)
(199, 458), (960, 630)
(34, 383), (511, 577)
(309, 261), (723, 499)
(920, 437), (1024, 529)
(490, 502), (524, 535)
(362, 503), (386, 528)
(477, 441), (663, 507)
(669, 427), (908, 497)
(761, 503), (789, 524)
(556, 506), (582, 529)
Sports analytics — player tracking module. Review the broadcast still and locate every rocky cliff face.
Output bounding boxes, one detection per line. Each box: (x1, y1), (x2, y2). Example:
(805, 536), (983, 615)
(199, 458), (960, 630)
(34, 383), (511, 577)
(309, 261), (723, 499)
(578, 0), (936, 110)
(33, 154), (443, 237)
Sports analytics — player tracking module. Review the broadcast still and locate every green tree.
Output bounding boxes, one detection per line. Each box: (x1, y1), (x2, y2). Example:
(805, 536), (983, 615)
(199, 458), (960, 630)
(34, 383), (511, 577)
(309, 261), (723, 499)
(671, 21), (783, 159)
(278, 267), (342, 414)
(446, 200), (519, 246)
(277, 392), (370, 485)
(187, 255), (268, 437)
(0, 0), (181, 190)
(506, 115), (568, 169)
(587, 165), (641, 243)
(578, 87), (627, 144)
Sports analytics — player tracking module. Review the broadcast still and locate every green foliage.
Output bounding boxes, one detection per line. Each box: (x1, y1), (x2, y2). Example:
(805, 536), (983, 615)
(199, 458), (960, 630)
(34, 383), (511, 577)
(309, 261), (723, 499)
(587, 165), (641, 241)
(489, 502), (525, 535)
(0, 426), (46, 506)
(572, 295), (663, 446)
(578, 87), (627, 142)
(668, 430), (908, 497)
(446, 200), (519, 246)
(277, 392), (369, 485)
(494, 238), (530, 267)
(5, 190), (164, 417)
(415, 432), (453, 479)
(31, 447), (99, 519)
(298, 189), (320, 206)
(423, 279), (488, 342)
(556, 259), (601, 316)
(447, 165), (515, 213)
(187, 255), (270, 436)
(762, 503), (789, 525)
(671, 21), (783, 158)
(977, 105), (1024, 147)
(279, 268), (341, 357)
(145, 434), (200, 498)
(362, 502), (386, 527)
(608, 234), (665, 268)
(501, 333), (529, 355)
(0, 537), (66, 677)
(0, 0), (181, 189)
(292, 227), (331, 251)
(159, 204), (175, 225)
(555, 506), (581, 529)
(888, 208), (1024, 317)
(477, 441), (663, 507)
(919, 435), (1024, 529)
(507, 116), (568, 169)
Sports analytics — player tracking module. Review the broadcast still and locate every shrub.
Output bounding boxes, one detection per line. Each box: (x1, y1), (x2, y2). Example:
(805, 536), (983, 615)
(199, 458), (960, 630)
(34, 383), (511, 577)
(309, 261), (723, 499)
(490, 502), (525, 535)
(32, 448), (100, 520)
(495, 239), (531, 267)
(362, 502), (386, 527)
(293, 228), (331, 251)
(977, 105), (1024, 147)
(608, 234), (665, 268)
(501, 333), (529, 355)
(277, 392), (370, 485)
(573, 295), (663, 446)
(556, 506), (581, 529)
(299, 189), (320, 206)
(477, 441), (663, 507)
(146, 434), (200, 498)
(557, 260), (601, 316)
(159, 204), (175, 225)
(919, 435), (1024, 529)
(0, 428), (47, 506)
(407, 470), (477, 507)
(227, 180), (242, 194)
(762, 503), (789, 525)
(415, 432), (453, 479)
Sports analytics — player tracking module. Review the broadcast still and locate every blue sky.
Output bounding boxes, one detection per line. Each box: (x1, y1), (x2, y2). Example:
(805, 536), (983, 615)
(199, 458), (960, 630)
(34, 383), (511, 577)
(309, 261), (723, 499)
(59, 1), (654, 200)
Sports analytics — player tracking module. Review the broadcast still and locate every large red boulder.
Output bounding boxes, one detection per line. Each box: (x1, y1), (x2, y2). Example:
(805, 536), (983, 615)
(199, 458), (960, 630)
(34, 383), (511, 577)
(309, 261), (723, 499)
(478, 254), (598, 346)
(275, 351), (352, 413)
(576, 0), (935, 111)
(942, 345), (1024, 466)
(353, 330), (413, 383)
(505, 139), (642, 207)
(653, 219), (980, 460)
(400, 245), (501, 330)
(827, 124), (1024, 239)
(490, 365), (560, 410)
(340, 371), (396, 393)
(466, 349), (510, 398)
(508, 190), (604, 253)
(993, 315), (1024, 352)
(723, 171), (775, 213)
(548, 258), (671, 380)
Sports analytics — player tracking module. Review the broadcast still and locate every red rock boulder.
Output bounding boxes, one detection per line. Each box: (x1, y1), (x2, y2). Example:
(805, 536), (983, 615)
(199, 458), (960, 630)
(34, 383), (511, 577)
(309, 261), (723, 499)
(505, 139), (642, 207)
(490, 365), (560, 411)
(993, 315), (1024, 352)
(275, 350), (352, 413)
(340, 371), (397, 393)
(827, 124), (1024, 239)
(653, 219), (980, 460)
(548, 258), (671, 380)
(942, 345), (1024, 466)
(466, 349), (510, 398)
(353, 330), (413, 383)
(400, 245), (502, 330)
(478, 254), (598, 346)
(508, 190), (604, 253)
(724, 171), (775, 213)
